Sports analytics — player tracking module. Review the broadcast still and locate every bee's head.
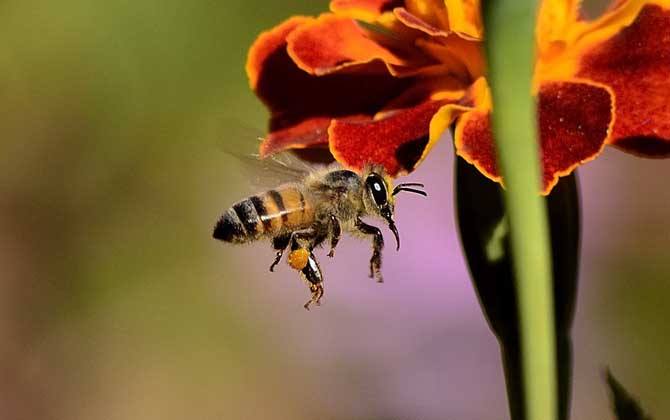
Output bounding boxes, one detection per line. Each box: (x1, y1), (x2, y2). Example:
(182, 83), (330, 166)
(361, 165), (427, 251)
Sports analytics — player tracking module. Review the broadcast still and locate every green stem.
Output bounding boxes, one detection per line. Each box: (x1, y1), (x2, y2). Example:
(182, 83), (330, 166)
(483, 2), (557, 420)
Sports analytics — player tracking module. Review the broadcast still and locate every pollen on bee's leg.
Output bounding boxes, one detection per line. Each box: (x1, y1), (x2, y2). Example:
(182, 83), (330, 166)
(288, 248), (310, 270)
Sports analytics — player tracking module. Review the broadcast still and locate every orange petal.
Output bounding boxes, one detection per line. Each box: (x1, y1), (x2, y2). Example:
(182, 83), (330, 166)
(404, 0), (450, 31)
(574, 0), (669, 45)
(393, 7), (450, 37)
(415, 35), (485, 81)
(414, 77), (490, 169)
(444, 0), (483, 40)
(536, 0), (582, 46)
(330, 0), (402, 20)
(286, 14), (408, 75)
(329, 100), (447, 176)
(577, 3), (670, 157)
(455, 80), (613, 193)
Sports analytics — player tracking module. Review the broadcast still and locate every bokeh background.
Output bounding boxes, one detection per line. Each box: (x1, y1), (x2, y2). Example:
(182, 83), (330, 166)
(1, 0), (668, 419)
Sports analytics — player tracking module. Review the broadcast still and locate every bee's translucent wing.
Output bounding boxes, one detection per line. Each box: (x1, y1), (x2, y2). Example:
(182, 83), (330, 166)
(233, 150), (320, 187)
(215, 123), (324, 188)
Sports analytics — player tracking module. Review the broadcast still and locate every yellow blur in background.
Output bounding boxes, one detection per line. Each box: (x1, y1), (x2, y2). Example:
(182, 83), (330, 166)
(1, 1), (669, 419)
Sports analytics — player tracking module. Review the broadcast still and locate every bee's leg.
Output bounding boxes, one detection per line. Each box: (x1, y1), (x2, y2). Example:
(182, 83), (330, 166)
(300, 251), (324, 310)
(355, 218), (384, 282)
(285, 226), (327, 308)
(269, 233), (291, 272)
(289, 224), (328, 252)
(327, 215), (341, 258)
(289, 228), (316, 252)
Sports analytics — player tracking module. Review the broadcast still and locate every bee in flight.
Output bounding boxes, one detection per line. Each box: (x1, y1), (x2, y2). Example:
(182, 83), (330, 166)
(213, 157), (426, 309)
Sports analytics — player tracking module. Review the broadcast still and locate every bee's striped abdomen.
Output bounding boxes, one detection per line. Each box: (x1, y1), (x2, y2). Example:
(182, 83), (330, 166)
(263, 186), (314, 231)
(213, 186), (314, 243)
(212, 198), (262, 243)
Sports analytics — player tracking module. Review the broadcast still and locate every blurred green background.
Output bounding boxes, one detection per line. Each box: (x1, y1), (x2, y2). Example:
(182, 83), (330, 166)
(1, 1), (668, 419)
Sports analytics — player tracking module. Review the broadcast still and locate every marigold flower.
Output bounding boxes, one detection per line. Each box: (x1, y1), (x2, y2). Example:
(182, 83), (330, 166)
(246, 0), (670, 193)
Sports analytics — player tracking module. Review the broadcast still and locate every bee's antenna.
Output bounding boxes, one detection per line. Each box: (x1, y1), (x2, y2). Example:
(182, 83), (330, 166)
(396, 182), (424, 188)
(392, 186), (427, 197)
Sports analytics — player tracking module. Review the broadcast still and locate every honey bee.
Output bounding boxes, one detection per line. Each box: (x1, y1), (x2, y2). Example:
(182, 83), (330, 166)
(213, 157), (426, 309)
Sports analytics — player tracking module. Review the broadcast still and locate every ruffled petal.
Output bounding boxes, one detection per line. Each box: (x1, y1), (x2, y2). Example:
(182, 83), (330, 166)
(538, 80), (614, 192)
(393, 7), (450, 37)
(329, 100), (447, 175)
(455, 80), (613, 193)
(330, 0), (403, 20)
(415, 35), (485, 81)
(577, 3), (670, 156)
(286, 14), (408, 75)
(537, 0), (582, 47)
(246, 16), (311, 90)
(405, 0), (450, 30)
(451, 78), (498, 184)
(246, 17), (412, 144)
(418, 77), (490, 169)
(574, 0), (668, 45)
(259, 117), (331, 157)
(444, 0), (484, 40)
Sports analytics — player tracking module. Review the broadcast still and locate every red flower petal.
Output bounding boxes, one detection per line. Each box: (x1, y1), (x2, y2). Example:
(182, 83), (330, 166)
(578, 4), (670, 157)
(260, 115), (371, 157)
(286, 14), (407, 75)
(454, 110), (499, 183)
(260, 117), (331, 157)
(539, 81), (613, 192)
(456, 81), (613, 193)
(329, 101), (446, 175)
(246, 16), (412, 146)
(247, 16), (311, 90)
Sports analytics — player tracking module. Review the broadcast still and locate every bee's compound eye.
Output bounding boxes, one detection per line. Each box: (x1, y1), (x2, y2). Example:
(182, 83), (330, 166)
(366, 174), (388, 207)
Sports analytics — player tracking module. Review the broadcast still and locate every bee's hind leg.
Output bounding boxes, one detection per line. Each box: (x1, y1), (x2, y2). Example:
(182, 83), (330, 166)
(269, 233), (291, 272)
(300, 251), (324, 310)
(284, 225), (327, 308)
(354, 218), (384, 282)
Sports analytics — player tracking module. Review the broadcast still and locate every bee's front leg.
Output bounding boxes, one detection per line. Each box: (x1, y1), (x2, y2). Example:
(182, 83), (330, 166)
(300, 251), (324, 310)
(327, 215), (341, 258)
(354, 218), (384, 282)
(269, 233), (291, 272)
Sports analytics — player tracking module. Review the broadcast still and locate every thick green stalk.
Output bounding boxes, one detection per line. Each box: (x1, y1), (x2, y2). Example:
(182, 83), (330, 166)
(483, 2), (557, 420)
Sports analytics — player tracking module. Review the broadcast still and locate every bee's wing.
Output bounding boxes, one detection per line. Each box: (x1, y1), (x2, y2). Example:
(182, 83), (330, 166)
(232, 151), (321, 187)
(215, 124), (324, 188)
